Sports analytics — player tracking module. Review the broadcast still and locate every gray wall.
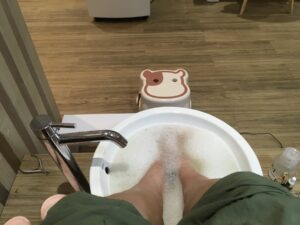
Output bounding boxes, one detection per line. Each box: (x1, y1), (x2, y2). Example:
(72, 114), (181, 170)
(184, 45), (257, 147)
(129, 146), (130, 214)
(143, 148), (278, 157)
(0, 0), (60, 213)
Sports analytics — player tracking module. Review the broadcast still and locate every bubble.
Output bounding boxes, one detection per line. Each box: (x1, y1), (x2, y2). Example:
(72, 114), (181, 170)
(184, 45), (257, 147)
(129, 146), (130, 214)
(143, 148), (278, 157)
(108, 124), (239, 225)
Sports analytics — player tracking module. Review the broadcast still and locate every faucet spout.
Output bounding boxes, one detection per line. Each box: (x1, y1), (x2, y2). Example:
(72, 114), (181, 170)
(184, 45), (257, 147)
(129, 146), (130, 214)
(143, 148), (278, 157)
(30, 115), (128, 193)
(58, 130), (128, 147)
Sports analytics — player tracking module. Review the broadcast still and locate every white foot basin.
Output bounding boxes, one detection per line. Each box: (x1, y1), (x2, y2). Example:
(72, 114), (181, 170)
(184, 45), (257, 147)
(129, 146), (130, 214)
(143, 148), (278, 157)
(90, 107), (262, 224)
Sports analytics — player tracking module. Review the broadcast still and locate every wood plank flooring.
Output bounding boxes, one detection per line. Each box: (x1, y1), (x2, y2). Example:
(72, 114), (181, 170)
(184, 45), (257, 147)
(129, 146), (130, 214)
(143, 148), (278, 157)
(17, 0), (300, 151)
(1, 0), (299, 223)
(0, 154), (92, 225)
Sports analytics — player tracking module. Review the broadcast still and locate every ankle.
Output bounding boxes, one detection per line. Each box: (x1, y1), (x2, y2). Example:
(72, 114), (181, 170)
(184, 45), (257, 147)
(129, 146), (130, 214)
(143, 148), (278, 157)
(182, 178), (218, 214)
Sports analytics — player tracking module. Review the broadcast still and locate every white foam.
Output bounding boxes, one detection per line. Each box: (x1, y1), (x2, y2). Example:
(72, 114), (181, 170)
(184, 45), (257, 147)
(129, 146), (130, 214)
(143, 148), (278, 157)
(109, 124), (240, 225)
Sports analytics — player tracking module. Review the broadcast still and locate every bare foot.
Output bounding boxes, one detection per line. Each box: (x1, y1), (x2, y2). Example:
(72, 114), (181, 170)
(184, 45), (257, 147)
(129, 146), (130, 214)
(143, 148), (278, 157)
(109, 162), (164, 225)
(180, 156), (218, 215)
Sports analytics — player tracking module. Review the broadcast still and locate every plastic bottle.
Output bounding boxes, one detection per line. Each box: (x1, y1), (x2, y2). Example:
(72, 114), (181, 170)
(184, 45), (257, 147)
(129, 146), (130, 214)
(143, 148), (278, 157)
(269, 147), (300, 184)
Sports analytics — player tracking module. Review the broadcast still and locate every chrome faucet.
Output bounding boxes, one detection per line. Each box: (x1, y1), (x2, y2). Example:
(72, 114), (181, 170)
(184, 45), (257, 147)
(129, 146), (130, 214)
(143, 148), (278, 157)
(30, 115), (128, 193)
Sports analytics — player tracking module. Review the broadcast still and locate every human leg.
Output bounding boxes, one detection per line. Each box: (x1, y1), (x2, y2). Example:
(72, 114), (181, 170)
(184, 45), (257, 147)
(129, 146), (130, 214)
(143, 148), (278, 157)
(40, 194), (66, 220)
(179, 157), (218, 215)
(3, 216), (31, 225)
(3, 195), (66, 225)
(109, 162), (164, 225)
(41, 162), (163, 225)
(179, 165), (300, 225)
(4, 162), (164, 225)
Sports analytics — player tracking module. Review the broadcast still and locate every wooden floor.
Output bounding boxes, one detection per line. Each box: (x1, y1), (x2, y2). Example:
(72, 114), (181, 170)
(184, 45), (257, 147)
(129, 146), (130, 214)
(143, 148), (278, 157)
(1, 0), (299, 223)
(0, 154), (92, 225)
(17, 0), (300, 154)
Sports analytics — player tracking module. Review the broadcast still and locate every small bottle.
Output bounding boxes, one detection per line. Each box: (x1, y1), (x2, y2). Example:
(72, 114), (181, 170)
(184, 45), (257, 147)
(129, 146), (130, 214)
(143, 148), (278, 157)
(269, 147), (300, 188)
(288, 177), (297, 190)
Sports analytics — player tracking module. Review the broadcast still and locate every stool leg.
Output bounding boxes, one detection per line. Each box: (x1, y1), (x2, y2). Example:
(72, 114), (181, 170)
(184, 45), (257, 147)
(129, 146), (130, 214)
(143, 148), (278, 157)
(240, 0), (248, 15)
(288, 0), (294, 14)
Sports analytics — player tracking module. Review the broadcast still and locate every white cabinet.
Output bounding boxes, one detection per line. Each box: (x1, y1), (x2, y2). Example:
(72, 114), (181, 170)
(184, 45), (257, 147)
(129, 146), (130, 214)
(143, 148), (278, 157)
(86, 0), (150, 18)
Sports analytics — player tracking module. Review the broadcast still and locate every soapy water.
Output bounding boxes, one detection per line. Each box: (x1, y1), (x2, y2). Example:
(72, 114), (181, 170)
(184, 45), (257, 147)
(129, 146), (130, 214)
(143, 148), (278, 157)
(109, 124), (240, 225)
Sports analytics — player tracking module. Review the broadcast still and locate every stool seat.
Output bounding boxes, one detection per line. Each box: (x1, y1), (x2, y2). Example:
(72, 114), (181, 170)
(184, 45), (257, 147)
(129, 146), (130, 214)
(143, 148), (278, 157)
(137, 69), (191, 110)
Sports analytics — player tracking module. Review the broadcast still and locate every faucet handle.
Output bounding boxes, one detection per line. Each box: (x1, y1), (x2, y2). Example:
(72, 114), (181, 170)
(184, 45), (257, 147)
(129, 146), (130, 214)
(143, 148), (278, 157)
(31, 115), (76, 130)
(51, 123), (76, 129)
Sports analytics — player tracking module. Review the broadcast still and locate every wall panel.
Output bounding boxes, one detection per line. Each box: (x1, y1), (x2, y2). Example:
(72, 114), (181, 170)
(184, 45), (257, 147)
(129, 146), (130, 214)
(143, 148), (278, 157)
(0, 0), (60, 215)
